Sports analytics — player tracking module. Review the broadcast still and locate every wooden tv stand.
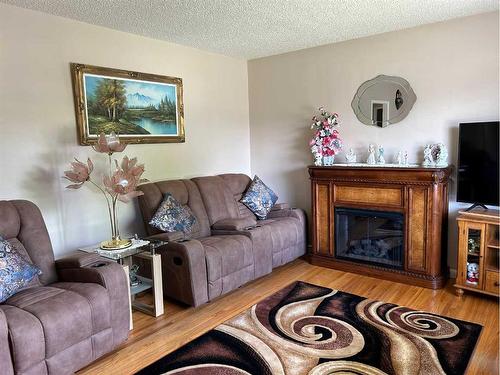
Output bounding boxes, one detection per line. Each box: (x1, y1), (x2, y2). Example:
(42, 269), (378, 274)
(307, 165), (452, 289)
(455, 209), (500, 297)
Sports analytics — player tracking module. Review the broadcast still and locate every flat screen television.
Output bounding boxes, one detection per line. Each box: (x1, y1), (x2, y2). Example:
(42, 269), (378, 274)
(457, 121), (499, 209)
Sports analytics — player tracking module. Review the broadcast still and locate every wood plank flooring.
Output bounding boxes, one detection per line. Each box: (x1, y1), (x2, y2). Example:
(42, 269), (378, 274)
(78, 260), (499, 375)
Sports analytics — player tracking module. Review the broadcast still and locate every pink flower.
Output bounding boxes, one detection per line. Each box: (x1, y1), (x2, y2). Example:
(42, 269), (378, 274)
(104, 156), (145, 203)
(120, 156), (145, 178)
(93, 132), (127, 155)
(323, 148), (334, 156)
(63, 158), (93, 189)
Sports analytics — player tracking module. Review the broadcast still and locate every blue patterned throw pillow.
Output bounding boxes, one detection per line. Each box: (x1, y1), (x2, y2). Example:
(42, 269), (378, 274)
(0, 236), (42, 303)
(149, 193), (197, 235)
(240, 175), (278, 219)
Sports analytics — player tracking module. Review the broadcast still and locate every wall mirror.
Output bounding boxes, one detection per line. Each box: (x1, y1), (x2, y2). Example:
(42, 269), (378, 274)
(351, 75), (416, 127)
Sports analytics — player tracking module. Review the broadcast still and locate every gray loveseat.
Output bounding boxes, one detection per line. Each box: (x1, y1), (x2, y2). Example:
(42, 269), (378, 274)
(137, 173), (306, 307)
(0, 200), (130, 375)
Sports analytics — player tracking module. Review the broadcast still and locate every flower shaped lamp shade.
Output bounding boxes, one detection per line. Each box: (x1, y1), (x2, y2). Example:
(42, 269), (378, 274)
(63, 132), (145, 250)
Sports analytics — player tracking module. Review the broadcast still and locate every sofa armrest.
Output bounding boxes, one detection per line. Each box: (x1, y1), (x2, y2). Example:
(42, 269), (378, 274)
(158, 240), (209, 307)
(212, 217), (257, 231)
(271, 202), (290, 211)
(0, 309), (14, 375)
(56, 253), (130, 346)
(146, 231), (185, 242)
(267, 207), (308, 248)
(55, 251), (103, 269)
(267, 206), (304, 221)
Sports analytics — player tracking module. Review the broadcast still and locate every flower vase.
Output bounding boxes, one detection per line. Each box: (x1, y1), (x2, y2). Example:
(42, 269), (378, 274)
(323, 155), (335, 166)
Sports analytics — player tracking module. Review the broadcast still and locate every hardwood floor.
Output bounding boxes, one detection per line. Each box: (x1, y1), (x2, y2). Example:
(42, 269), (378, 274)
(78, 260), (499, 375)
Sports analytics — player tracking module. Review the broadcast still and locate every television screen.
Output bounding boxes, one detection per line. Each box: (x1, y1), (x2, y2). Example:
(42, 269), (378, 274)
(457, 121), (499, 207)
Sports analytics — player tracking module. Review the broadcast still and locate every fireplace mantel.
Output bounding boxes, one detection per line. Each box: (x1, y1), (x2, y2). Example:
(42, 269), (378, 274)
(307, 165), (452, 289)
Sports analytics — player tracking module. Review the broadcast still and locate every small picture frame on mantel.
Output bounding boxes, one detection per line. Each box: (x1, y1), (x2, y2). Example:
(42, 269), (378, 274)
(70, 63), (185, 145)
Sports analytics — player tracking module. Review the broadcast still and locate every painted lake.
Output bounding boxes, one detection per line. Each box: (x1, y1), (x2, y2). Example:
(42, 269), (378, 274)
(131, 117), (177, 135)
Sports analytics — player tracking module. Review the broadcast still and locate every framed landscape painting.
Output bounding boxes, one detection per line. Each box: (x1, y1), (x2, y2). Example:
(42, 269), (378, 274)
(71, 63), (185, 144)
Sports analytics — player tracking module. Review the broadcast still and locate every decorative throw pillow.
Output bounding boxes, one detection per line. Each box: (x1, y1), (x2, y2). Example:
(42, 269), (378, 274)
(0, 236), (42, 303)
(240, 175), (278, 219)
(149, 193), (197, 235)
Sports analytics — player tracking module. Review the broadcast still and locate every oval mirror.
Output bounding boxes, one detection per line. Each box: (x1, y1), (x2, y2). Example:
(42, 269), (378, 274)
(351, 75), (416, 128)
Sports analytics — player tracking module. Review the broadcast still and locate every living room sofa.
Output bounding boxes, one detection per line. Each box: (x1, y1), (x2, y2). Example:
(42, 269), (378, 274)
(137, 173), (306, 307)
(0, 200), (130, 375)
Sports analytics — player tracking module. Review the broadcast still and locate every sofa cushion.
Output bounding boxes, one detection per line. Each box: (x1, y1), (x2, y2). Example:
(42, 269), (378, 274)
(200, 235), (253, 282)
(0, 200), (57, 285)
(218, 174), (255, 219)
(52, 282), (111, 334)
(149, 193), (197, 235)
(138, 180), (211, 238)
(0, 236), (41, 302)
(0, 304), (45, 373)
(240, 175), (278, 219)
(4, 286), (93, 358)
(193, 176), (242, 224)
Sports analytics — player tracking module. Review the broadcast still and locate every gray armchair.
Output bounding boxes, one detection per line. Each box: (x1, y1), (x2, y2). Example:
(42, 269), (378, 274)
(0, 200), (129, 375)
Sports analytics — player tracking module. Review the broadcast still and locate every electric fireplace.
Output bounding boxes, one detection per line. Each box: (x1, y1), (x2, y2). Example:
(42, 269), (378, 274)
(335, 207), (404, 269)
(308, 165), (452, 289)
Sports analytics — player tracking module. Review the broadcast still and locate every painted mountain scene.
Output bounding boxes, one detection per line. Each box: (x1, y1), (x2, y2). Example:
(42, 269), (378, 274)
(83, 74), (179, 136)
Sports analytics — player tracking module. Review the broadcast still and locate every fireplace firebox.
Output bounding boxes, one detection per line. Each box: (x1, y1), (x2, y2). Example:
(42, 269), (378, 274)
(335, 207), (404, 269)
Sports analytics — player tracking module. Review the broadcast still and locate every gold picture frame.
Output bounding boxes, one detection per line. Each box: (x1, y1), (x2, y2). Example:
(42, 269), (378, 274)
(71, 63), (185, 145)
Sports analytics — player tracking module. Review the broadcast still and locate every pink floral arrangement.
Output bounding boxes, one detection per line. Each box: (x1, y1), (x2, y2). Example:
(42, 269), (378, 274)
(309, 107), (342, 165)
(63, 132), (145, 249)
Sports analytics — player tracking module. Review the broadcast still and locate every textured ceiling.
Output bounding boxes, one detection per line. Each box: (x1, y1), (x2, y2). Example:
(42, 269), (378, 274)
(2, 0), (498, 59)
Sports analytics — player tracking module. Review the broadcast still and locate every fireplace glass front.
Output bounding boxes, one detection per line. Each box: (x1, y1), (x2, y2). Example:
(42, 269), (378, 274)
(335, 207), (404, 269)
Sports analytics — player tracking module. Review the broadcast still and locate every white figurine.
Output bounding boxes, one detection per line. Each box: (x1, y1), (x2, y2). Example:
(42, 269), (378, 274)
(377, 146), (385, 165)
(422, 145), (434, 167)
(366, 144), (376, 165)
(467, 262), (479, 284)
(396, 151), (403, 165)
(345, 148), (357, 163)
(403, 151), (409, 166)
(314, 154), (323, 166)
(434, 143), (448, 167)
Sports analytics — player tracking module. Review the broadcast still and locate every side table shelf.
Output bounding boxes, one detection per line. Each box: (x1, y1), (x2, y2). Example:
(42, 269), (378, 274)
(131, 275), (153, 295)
(128, 251), (164, 318)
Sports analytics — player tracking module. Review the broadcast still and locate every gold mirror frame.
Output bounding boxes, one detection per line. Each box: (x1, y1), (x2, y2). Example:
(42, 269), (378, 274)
(71, 63), (185, 145)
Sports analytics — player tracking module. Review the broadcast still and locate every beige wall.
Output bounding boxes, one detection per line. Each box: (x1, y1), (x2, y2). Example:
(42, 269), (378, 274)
(248, 12), (499, 271)
(0, 4), (250, 257)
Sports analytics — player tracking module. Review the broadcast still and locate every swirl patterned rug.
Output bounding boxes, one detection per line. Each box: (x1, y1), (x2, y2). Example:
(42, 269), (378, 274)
(137, 281), (482, 375)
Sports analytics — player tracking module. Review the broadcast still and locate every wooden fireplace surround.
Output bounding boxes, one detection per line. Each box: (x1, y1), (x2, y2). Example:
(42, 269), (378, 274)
(307, 165), (452, 289)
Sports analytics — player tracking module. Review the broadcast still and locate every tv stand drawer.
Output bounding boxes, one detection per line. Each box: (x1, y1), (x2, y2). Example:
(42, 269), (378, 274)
(484, 270), (499, 295)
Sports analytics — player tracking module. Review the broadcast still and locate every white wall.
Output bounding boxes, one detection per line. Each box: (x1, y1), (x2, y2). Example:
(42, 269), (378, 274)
(0, 4), (250, 257)
(248, 12), (499, 271)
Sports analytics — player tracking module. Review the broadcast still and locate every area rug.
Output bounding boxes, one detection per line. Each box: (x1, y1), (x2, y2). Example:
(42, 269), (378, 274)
(137, 281), (482, 375)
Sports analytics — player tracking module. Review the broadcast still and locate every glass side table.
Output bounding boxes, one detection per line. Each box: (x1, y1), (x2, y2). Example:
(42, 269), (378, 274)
(80, 239), (166, 325)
